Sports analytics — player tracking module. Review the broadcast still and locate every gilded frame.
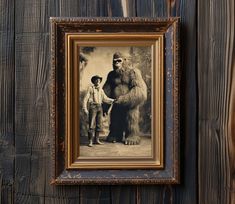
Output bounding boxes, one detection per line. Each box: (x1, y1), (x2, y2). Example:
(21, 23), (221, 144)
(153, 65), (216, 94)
(50, 17), (180, 184)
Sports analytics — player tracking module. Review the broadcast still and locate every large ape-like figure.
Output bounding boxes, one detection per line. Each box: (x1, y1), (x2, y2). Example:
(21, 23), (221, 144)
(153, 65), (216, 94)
(103, 52), (147, 145)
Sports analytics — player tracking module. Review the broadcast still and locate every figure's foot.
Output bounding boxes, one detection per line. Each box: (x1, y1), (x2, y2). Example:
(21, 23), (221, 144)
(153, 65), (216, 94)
(88, 140), (93, 147)
(106, 136), (116, 143)
(124, 136), (141, 145)
(96, 139), (104, 145)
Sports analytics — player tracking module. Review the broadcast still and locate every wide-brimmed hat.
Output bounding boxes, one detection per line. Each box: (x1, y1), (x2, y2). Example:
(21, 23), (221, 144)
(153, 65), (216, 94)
(91, 75), (102, 84)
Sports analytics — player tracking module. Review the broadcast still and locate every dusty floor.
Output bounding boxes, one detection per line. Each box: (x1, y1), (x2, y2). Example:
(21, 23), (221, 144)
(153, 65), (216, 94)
(79, 136), (152, 157)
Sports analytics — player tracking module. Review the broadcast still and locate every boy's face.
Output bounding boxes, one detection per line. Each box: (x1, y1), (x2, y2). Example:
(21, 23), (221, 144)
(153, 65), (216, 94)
(94, 79), (101, 86)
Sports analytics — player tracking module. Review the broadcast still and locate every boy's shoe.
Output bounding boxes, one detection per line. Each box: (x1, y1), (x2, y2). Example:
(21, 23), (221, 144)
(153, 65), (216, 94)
(88, 140), (93, 147)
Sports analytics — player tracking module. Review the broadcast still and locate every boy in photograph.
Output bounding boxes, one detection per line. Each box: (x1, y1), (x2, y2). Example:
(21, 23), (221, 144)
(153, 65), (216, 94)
(83, 75), (115, 147)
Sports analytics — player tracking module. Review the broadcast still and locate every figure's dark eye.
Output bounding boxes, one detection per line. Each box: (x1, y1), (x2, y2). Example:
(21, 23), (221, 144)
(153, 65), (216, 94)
(113, 59), (123, 63)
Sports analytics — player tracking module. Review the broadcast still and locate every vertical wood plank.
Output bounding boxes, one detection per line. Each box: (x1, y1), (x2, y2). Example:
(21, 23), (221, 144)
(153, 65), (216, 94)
(15, 31), (52, 204)
(136, 0), (197, 203)
(229, 45), (235, 203)
(138, 185), (175, 204)
(135, 1), (170, 203)
(80, 186), (111, 204)
(111, 186), (136, 204)
(0, 0), (15, 203)
(107, 0), (124, 16)
(172, 0), (197, 203)
(136, 0), (167, 17)
(198, 0), (235, 203)
(14, 0), (80, 203)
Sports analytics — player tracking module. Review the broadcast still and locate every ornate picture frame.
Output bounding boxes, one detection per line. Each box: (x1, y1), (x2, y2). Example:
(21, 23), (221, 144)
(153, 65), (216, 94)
(50, 17), (180, 184)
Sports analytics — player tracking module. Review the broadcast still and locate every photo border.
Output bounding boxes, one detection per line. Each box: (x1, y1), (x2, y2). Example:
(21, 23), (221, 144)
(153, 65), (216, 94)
(50, 17), (180, 185)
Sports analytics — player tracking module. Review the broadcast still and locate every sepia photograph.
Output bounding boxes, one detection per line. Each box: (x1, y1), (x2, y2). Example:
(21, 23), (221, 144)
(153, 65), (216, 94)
(79, 46), (152, 158)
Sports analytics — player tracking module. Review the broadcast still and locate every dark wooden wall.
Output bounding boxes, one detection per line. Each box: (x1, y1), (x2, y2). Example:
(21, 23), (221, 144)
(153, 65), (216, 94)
(198, 0), (235, 203)
(0, 0), (233, 203)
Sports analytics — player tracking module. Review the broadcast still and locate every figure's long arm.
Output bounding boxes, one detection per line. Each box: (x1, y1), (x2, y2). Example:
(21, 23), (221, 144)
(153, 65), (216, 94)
(117, 69), (147, 107)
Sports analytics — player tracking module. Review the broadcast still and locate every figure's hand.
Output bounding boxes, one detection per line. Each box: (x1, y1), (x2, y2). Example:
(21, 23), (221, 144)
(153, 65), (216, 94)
(83, 109), (89, 115)
(103, 109), (108, 116)
(114, 98), (121, 104)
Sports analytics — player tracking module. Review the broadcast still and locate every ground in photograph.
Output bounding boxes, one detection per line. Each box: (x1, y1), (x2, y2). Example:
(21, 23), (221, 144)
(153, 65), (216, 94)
(79, 135), (152, 157)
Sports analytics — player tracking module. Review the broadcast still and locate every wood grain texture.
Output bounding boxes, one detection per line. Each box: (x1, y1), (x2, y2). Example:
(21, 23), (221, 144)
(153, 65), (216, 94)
(1, 0), (197, 203)
(198, 0), (235, 203)
(15, 33), (52, 204)
(80, 186), (111, 204)
(172, 0), (197, 202)
(14, 0), (80, 203)
(139, 185), (175, 203)
(137, 0), (197, 203)
(111, 186), (136, 204)
(0, 0), (15, 203)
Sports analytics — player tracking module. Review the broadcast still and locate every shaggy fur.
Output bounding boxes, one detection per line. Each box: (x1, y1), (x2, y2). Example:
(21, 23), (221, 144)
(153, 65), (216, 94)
(103, 65), (147, 145)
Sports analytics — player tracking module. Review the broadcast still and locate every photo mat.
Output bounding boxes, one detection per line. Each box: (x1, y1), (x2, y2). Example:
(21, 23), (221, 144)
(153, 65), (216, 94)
(65, 35), (164, 169)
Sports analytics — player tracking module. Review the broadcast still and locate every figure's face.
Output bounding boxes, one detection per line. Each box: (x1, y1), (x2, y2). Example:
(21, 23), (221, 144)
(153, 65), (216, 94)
(113, 58), (123, 70)
(94, 79), (101, 86)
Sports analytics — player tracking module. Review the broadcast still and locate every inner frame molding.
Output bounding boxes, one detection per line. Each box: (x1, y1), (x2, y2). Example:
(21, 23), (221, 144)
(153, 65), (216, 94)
(65, 34), (164, 169)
